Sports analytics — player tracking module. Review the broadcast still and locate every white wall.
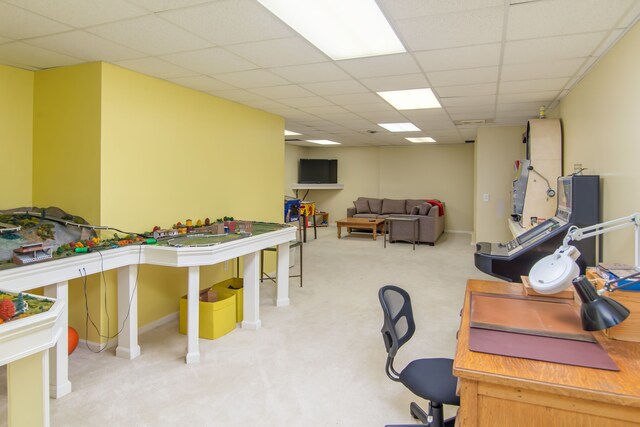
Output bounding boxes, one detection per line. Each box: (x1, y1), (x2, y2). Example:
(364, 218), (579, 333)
(285, 143), (475, 232)
(557, 20), (640, 265)
(474, 126), (526, 243)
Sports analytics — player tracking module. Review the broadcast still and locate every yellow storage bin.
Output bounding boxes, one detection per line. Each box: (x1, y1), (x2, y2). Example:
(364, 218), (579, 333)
(211, 277), (243, 322)
(179, 289), (236, 340)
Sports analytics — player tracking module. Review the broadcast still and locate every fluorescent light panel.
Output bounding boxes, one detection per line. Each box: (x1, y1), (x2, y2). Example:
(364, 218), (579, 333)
(307, 139), (341, 145)
(285, 130), (301, 135)
(257, 0), (405, 60)
(377, 88), (441, 110)
(406, 137), (437, 143)
(378, 122), (421, 132)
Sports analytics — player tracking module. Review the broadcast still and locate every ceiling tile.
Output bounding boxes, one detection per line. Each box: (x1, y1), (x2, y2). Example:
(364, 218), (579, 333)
(241, 99), (290, 112)
(395, 7), (504, 51)
(162, 47), (257, 74)
(298, 105), (349, 115)
(226, 37), (326, 68)
(249, 84), (315, 99)
(113, 57), (197, 79)
(301, 80), (368, 96)
(323, 93), (382, 105)
(0, 2), (71, 39)
(0, 42), (82, 69)
(499, 77), (569, 94)
(379, 0), (504, 20)
(209, 89), (266, 102)
(278, 97), (334, 108)
(496, 101), (544, 113)
(507, 0), (634, 41)
(450, 112), (495, 121)
(26, 31), (144, 62)
(427, 66), (498, 86)
(436, 83), (497, 97)
(359, 73), (428, 92)
(269, 62), (351, 84)
(414, 44), (501, 72)
(498, 90), (559, 104)
(6, 0), (147, 27)
(167, 75), (235, 92)
(356, 110), (407, 122)
(503, 32), (607, 64)
(439, 95), (495, 107)
(337, 53), (421, 78)
(212, 69), (290, 88)
(159, 0), (294, 45)
(500, 58), (585, 81)
(446, 104), (495, 115)
(86, 15), (211, 56)
(343, 103), (398, 114)
(592, 29), (624, 57)
(127, 0), (212, 12)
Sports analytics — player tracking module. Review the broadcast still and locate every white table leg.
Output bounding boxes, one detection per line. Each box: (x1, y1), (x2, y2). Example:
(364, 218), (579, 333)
(44, 281), (72, 399)
(241, 251), (261, 330)
(186, 266), (200, 364)
(116, 265), (141, 360)
(8, 350), (50, 427)
(276, 242), (290, 306)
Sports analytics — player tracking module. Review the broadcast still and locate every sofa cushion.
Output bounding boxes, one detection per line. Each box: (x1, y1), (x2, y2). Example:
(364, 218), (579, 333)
(354, 198), (371, 214)
(418, 202), (432, 216)
(368, 198), (383, 214)
(353, 213), (379, 218)
(381, 198), (406, 215)
(405, 199), (424, 214)
(410, 205), (420, 215)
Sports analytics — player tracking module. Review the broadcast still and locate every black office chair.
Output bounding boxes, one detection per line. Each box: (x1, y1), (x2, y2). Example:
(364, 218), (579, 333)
(260, 216), (303, 286)
(378, 285), (459, 427)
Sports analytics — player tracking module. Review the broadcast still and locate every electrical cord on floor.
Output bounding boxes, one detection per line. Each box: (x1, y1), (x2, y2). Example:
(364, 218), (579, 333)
(79, 244), (143, 353)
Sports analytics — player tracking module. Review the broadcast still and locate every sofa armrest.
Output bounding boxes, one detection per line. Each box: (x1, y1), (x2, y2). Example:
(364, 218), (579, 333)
(428, 205), (440, 217)
(347, 207), (356, 217)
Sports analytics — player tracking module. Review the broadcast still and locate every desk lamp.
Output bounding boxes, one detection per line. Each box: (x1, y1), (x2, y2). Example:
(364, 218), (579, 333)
(528, 213), (640, 330)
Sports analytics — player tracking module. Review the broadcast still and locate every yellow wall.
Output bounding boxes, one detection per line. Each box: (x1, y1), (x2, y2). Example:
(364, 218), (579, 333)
(100, 63), (284, 328)
(0, 65), (33, 208)
(474, 126), (526, 243)
(286, 144), (475, 232)
(32, 63), (103, 223)
(557, 21), (640, 264)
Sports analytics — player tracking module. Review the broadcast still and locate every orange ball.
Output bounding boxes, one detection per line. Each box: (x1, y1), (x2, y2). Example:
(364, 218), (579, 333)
(68, 326), (79, 355)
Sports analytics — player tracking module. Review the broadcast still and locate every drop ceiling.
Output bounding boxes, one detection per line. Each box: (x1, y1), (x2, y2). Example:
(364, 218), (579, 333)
(1, 0), (639, 146)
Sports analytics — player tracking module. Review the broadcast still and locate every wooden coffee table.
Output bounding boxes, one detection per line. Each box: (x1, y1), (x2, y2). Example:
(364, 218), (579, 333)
(336, 217), (385, 240)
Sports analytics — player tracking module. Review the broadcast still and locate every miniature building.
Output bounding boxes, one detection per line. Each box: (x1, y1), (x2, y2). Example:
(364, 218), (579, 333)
(13, 243), (53, 265)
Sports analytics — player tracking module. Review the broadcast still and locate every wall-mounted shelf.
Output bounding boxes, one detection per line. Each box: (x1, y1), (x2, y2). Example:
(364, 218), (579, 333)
(291, 183), (344, 190)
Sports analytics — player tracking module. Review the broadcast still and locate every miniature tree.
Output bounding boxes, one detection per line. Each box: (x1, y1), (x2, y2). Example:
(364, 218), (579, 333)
(204, 218), (210, 226)
(15, 293), (26, 314)
(0, 298), (16, 321)
(196, 219), (203, 227)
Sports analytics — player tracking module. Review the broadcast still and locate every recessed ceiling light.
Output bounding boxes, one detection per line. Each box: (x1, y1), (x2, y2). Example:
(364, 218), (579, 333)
(285, 130), (301, 135)
(378, 122), (421, 132)
(307, 139), (341, 145)
(256, 0), (405, 60)
(377, 88), (441, 110)
(406, 137), (437, 143)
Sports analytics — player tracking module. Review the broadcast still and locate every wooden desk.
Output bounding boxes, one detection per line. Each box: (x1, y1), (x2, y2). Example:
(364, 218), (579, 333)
(454, 279), (640, 427)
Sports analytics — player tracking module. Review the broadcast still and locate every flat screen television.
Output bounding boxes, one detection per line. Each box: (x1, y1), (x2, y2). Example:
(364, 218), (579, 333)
(298, 159), (338, 184)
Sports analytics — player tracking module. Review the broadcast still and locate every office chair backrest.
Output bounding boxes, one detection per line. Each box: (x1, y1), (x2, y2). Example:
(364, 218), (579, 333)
(379, 285), (416, 359)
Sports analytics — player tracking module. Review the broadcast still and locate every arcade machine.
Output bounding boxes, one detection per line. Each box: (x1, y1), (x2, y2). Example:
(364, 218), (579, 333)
(475, 175), (599, 282)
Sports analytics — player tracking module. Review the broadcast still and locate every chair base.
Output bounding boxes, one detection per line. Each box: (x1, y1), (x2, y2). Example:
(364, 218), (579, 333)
(402, 401), (455, 427)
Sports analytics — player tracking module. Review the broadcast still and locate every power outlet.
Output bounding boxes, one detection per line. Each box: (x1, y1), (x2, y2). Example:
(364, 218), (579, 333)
(483, 193), (490, 202)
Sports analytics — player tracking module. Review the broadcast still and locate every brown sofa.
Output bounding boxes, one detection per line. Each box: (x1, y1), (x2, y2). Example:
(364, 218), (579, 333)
(346, 197), (445, 245)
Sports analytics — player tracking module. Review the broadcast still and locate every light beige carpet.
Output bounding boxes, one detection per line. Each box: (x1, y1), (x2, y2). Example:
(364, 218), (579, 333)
(0, 227), (495, 426)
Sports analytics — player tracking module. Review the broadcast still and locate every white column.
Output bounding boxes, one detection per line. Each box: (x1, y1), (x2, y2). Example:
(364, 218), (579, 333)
(276, 242), (291, 306)
(116, 265), (141, 360)
(241, 251), (261, 330)
(8, 351), (50, 427)
(186, 266), (201, 364)
(43, 281), (72, 399)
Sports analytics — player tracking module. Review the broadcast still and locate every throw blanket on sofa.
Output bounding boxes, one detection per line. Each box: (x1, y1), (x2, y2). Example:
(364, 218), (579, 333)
(426, 199), (444, 216)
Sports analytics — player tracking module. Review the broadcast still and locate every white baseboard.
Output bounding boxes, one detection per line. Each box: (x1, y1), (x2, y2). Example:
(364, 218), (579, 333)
(445, 229), (472, 235)
(78, 312), (179, 349)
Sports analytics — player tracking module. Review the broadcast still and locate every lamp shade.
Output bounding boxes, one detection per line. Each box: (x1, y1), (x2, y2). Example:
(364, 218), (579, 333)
(528, 246), (580, 294)
(571, 275), (630, 331)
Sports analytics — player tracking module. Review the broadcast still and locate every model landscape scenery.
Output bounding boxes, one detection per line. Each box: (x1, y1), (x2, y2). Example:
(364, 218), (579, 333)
(0, 291), (54, 324)
(0, 207), (285, 271)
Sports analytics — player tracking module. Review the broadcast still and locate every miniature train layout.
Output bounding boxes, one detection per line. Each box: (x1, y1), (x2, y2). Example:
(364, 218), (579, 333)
(0, 291), (54, 325)
(0, 207), (287, 271)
